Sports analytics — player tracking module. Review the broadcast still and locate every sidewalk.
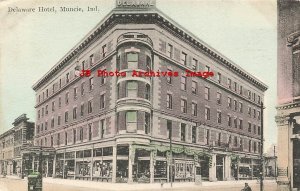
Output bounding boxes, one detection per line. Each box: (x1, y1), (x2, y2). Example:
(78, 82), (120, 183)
(2, 175), (277, 191)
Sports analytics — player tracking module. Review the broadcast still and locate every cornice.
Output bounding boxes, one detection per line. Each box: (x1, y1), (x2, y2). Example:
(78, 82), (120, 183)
(32, 8), (268, 92)
(276, 101), (300, 110)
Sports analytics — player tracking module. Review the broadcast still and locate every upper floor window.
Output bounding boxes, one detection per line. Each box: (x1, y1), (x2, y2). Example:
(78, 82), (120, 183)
(100, 119), (105, 138)
(102, 44), (107, 58)
(167, 120), (172, 139)
(81, 82), (85, 96)
(100, 94), (105, 109)
(217, 73), (221, 84)
(205, 65), (210, 72)
(181, 52), (187, 65)
(239, 119), (243, 129)
(227, 78), (232, 89)
(167, 94), (172, 109)
(167, 69), (172, 84)
(88, 100), (93, 113)
(181, 76), (187, 91)
(248, 90), (251, 99)
(234, 82), (237, 92)
(73, 107), (77, 120)
(126, 81), (138, 97)
(65, 92), (69, 105)
(248, 122), (252, 133)
(217, 111), (222, 124)
(180, 123), (186, 142)
(66, 73), (70, 84)
(65, 111), (69, 123)
(228, 115), (232, 127)
(192, 102), (197, 116)
(192, 58), (198, 70)
(89, 77), (94, 91)
(258, 96), (261, 104)
(89, 54), (94, 67)
(127, 52), (138, 69)
(88, 124), (92, 141)
(239, 102), (243, 113)
(227, 97), (232, 108)
(126, 111), (137, 132)
(181, 99), (187, 113)
(167, 44), (173, 58)
(233, 100), (237, 111)
(217, 92), (222, 104)
(192, 126), (197, 143)
(145, 113), (150, 134)
(205, 107), (210, 120)
(79, 127), (83, 142)
(192, 81), (197, 94)
(145, 84), (150, 100)
(240, 85), (243, 95)
(205, 87), (210, 100)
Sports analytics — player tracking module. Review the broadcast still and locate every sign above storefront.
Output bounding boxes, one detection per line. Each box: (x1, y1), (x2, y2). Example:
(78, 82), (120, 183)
(116, 0), (156, 9)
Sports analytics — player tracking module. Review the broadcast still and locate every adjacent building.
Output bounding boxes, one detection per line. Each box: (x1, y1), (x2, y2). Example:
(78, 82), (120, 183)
(32, 0), (268, 183)
(0, 114), (35, 177)
(276, 1), (300, 190)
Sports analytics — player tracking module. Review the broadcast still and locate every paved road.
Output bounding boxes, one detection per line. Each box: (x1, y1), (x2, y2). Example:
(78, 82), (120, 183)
(0, 178), (277, 191)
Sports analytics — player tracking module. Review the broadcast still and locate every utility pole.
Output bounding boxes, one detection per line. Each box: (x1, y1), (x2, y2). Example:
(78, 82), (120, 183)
(260, 102), (265, 191)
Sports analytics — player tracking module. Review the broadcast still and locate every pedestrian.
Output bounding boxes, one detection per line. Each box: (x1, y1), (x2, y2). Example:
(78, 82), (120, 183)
(241, 183), (252, 191)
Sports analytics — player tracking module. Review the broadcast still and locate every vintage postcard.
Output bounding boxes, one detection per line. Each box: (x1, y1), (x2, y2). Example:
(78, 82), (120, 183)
(0, 0), (279, 191)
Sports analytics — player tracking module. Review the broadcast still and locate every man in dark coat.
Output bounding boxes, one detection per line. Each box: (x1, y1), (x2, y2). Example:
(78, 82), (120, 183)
(241, 183), (252, 191)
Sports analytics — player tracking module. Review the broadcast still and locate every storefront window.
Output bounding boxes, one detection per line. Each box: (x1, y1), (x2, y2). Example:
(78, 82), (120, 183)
(92, 160), (112, 177)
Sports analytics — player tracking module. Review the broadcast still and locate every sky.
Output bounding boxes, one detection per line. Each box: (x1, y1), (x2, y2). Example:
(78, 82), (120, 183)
(0, 0), (277, 151)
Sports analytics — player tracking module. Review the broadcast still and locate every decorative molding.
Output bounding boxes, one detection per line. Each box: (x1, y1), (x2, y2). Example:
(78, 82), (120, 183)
(275, 115), (290, 126)
(287, 31), (300, 52)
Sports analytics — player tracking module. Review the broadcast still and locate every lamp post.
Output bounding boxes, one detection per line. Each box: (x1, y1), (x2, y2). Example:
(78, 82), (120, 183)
(260, 102), (265, 191)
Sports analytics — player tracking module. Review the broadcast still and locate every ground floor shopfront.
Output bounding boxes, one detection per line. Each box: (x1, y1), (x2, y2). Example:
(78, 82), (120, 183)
(40, 142), (263, 183)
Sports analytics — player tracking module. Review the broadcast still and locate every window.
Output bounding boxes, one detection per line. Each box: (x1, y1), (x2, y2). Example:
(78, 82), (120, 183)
(89, 54), (94, 66)
(205, 87), (210, 100)
(258, 126), (261, 135)
(58, 116), (61, 126)
(79, 127), (83, 141)
(234, 100), (237, 111)
(248, 107), (251, 116)
(192, 126), (197, 143)
(66, 73), (70, 83)
(57, 133), (60, 146)
(181, 76), (187, 90)
(73, 129), (76, 144)
(127, 52), (138, 69)
(73, 107), (77, 119)
(88, 124), (92, 141)
(249, 140), (252, 152)
(167, 69), (172, 84)
(167, 120), (172, 139)
(181, 99), (187, 113)
(180, 123), (186, 141)
(239, 102), (243, 113)
(65, 92), (69, 105)
(74, 87), (78, 99)
(214, 93), (221, 106)
(65, 111), (69, 123)
(227, 97), (232, 108)
(239, 119), (243, 129)
(248, 90), (251, 99)
(126, 111), (137, 132)
(192, 102), (197, 116)
(258, 111), (261, 120)
(240, 139), (243, 149)
(258, 96), (261, 104)
(167, 44), (173, 58)
(45, 105), (48, 115)
(46, 89), (49, 98)
(146, 56), (151, 72)
(192, 81), (197, 94)
(51, 118), (54, 128)
(234, 137), (238, 147)
(45, 121), (48, 130)
(234, 117), (237, 128)
(217, 73), (221, 84)
(217, 133), (221, 146)
(100, 74), (106, 85)
(102, 44), (107, 57)
(217, 111), (222, 124)
(228, 115), (232, 127)
(81, 82), (85, 96)
(89, 77), (94, 91)
(253, 125), (256, 134)
(145, 84), (150, 100)
(82, 61), (85, 70)
(192, 58), (197, 70)
(41, 123), (43, 131)
(100, 119), (105, 138)
(233, 82), (237, 92)
(80, 103), (84, 116)
(52, 84), (55, 93)
(205, 107), (210, 120)
(65, 132), (68, 145)
(227, 78), (231, 89)
(38, 110), (40, 119)
(253, 93), (256, 102)
(181, 52), (187, 65)
(39, 95), (41, 103)
(205, 65), (210, 72)
(240, 85), (243, 95)
(167, 94), (172, 109)
(126, 81), (138, 97)
(59, 97), (61, 108)
(253, 109), (256, 118)
(206, 129), (210, 145)
(100, 94), (105, 109)
(145, 113), (150, 134)
(88, 100), (93, 113)
(248, 122), (252, 133)
(52, 101), (55, 112)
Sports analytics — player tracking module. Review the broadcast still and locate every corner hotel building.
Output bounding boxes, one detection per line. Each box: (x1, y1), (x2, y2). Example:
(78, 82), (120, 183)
(32, 0), (268, 183)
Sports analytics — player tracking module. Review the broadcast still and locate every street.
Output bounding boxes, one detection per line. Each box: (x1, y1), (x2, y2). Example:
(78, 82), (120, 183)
(0, 178), (278, 191)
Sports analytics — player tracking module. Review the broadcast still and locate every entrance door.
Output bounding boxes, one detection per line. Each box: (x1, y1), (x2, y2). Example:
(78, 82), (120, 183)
(216, 155), (224, 181)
